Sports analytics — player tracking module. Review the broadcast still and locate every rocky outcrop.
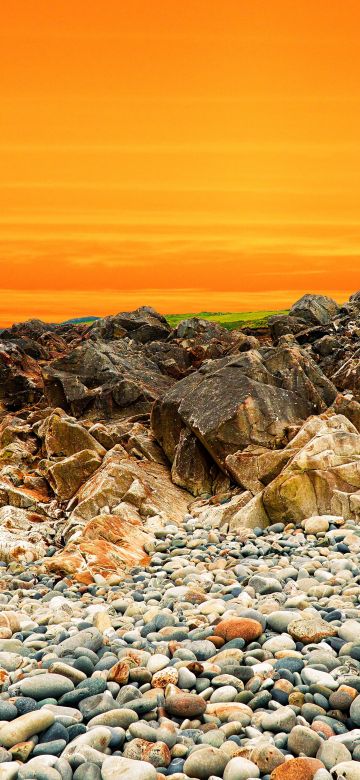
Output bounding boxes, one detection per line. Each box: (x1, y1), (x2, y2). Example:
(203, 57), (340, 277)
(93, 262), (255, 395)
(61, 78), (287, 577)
(231, 413), (360, 529)
(38, 412), (106, 458)
(289, 294), (339, 325)
(3, 294), (360, 576)
(66, 445), (190, 526)
(152, 344), (336, 494)
(0, 506), (53, 563)
(46, 449), (103, 501)
(87, 306), (171, 343)
(42, 339), (174, 418)
(0, 342), (43, 410)
(45, 445), (191, 579)
(45, 513), (153, 580)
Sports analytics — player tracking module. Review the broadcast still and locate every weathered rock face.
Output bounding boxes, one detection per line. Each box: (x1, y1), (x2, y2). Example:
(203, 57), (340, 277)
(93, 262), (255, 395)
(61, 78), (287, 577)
(152, 344), (336, 494)
(0, 342), (43, 410)
(45, 513), (153, 579)
(231, 413), (360, 529)
(269, 292), (360, 405)
(167, 318), (259, 370)
(289, 294), (339, 325)
(0, 506), (53, 563)
(268, 315), (308, 344)
(2, 294), (360, 576)
(67, 445), (190, 526)
(42, 339), (174, 418)
(171, 428), (227, 497)
(171, 317), (234, 343)
(46, 449), (103, 501)
(143, 341), (192, 379)
(87, 306), (171, 343)
(45, 445), (191, 579)
(38, 412), (106, 458)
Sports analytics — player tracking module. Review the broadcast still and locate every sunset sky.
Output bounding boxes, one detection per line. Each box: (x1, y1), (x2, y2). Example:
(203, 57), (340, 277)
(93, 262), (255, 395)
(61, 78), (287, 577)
(1, 1), (360, 324)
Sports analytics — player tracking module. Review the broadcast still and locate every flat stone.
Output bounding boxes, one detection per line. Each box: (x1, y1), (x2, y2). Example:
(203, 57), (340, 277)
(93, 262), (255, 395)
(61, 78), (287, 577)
(261, 706), (297, 733)
(165, 693), (206, 719)
(301, 668), (338, 690)
(288, 618), (337, 645)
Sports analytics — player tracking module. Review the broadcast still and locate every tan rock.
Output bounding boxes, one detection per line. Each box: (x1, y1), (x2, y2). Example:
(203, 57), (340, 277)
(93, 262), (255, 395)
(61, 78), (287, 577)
(288, 617), (337, 644)
(47, 449), (102, 500)
(40, 412), (106, 458)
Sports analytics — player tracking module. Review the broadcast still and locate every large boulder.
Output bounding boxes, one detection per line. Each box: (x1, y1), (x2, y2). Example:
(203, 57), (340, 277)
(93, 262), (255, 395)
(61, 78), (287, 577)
(171, 428), (227, 496)
(0, 342), (43, 410)
(42, 339), (173, 417)
(268, 315), (308, 344)
(143, 340), (192, 379)
(67, 445), (190, 526)
(152, 344), (337, 494)
(46, 449), (103, 501)
(289, 294), (339, 325)
(331, 348), (360, 400)
(87, 306), (171, 343)
(45, 513), (154, 580)
(38, 412), (106, 458)
(168, 318), (257, 369)
(231, 413), (360, 528)
(171, 317), (233, 343)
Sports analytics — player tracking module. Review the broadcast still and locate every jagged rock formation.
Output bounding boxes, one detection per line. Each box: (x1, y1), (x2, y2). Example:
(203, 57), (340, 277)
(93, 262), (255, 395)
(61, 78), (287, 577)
(1, 293), (360, 577)
(151, 343), (336, 494)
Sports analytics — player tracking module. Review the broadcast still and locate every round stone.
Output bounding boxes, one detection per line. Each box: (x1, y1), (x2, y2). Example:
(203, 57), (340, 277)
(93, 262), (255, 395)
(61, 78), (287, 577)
(183, 746), (229, 779)
(330, 762), (360, 780)
(287, 725), (322, 757)
(270, 758), (325, 780)
(349, 693), (360, 725)
(165, 693), (206, 719)
(214, 618), (262, 643)
(251, 745), (285, 773)
(224, 757), (260, 780)
(316, 741), (351, 770)
(73, 764), (102, 780)
(303, 517), (330, 534)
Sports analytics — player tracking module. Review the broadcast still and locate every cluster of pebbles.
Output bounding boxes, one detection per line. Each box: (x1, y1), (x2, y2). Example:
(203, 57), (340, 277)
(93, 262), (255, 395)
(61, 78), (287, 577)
(0, 516), (359, 780)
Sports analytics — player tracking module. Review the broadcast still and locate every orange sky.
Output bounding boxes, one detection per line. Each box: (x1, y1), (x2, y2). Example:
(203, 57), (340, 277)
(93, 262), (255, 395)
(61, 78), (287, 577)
(1, 1), (360, 324)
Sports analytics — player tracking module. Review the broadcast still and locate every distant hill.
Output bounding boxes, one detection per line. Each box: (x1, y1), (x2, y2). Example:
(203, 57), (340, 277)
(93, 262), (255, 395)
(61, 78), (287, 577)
(63, 309), (288, 331)
(165, 309), (289, 331)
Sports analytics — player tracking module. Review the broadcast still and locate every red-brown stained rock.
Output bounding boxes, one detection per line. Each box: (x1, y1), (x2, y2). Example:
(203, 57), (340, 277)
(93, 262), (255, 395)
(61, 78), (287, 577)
(270, 758), (324, 780)
(165, 693), (206, 719)
(214, 617), (263, 643)
(124, 738), (171, 767)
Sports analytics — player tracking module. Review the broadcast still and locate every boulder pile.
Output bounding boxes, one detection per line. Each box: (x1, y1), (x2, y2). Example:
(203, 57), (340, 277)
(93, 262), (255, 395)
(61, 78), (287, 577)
(0, 294), (359, 778)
